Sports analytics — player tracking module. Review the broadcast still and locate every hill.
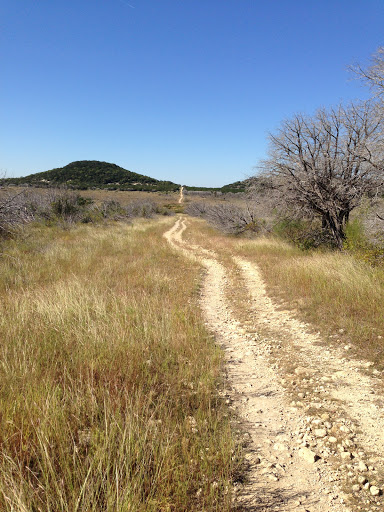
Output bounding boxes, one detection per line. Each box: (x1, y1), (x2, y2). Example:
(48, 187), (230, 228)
(5, 161), (180, 192)
(185, 177), (257, 194)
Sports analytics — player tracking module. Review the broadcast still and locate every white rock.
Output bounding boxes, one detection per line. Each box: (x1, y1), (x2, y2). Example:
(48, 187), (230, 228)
(340, 451), (352, 460)
(298, 447), (319, 463)
(315, 428), (327, 438)
(273, 443), (287, 451)
(358, 461), (368, 472)
(370, 486), (381, 496)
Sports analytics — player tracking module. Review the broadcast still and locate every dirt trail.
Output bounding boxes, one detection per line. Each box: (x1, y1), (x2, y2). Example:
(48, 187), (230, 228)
(178, 186), (184, 204)
(164, 218), (384, 512)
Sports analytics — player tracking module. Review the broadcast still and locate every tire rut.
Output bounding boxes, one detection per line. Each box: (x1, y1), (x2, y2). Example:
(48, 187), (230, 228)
(164, 218), (354, 512)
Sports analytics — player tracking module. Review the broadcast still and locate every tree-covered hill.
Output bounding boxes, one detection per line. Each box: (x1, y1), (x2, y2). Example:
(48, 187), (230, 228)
(5, 161), (180, 192)
(185, 177), (257, 194)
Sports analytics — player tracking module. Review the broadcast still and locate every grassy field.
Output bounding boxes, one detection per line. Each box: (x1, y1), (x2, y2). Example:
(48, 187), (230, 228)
(0, 218), (237, 511)
(184, 218), (384, 369)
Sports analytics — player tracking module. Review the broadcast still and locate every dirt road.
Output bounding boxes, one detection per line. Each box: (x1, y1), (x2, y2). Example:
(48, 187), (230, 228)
(164, 218), (384, 512)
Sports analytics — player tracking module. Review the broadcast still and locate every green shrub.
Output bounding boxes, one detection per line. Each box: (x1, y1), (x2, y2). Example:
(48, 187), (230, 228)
(344, 219), (384, 265)
(274, 218), (336, 250)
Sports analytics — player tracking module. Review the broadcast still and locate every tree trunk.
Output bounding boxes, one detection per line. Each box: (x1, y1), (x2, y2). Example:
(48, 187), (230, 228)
(323, 212), (345, 249)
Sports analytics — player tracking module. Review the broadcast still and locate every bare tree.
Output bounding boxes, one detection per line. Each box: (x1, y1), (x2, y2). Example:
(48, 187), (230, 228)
(352, 47), (384, 99)
(260, 101), (384, 248)
(186, 200), (267, 235)
(0, 186), (35, 237)
(352, 47), (384, 222)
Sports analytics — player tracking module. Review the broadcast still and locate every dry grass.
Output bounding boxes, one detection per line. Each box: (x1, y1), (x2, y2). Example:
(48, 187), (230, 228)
(0, 218), (236, 511)
(0, 187), (179, 207)
(237, 239), (384, 364)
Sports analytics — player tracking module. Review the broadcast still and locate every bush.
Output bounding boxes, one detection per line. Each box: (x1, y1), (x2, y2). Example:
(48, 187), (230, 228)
(0, 190), (36, 239)
(274, 218), (337, 250)
(50, 192), (94, 222)
(125, 199), (158, 218)
(344, 219), (384, 265)
(186, 202), (267, 235)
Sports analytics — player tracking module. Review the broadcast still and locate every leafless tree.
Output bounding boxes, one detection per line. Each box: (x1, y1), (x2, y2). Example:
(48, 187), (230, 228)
(259, 101), (384, 248)
(352, 47), (384, 99)
(0, 185), (36, 237)
(352, 47), (384, 222)
(186, 200), (267, 235)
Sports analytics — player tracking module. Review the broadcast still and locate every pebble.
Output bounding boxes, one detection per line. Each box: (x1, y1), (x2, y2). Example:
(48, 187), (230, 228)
(370, 486), (381, 496)
(314, 428), (327, 438)
(298, 447), (319, 463)
(358, 461), (368, 472)
(273, 442), (287, 451)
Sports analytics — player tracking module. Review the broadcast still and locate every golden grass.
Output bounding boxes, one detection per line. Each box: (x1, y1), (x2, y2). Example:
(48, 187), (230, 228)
(236, 238), (384, 365)
(0, 219), (236, 511)
(0, 187), (179, 207)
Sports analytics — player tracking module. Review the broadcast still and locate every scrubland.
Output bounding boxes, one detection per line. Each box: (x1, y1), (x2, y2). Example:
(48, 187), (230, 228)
(0, 218), (237, 511)
(1, 185), (384, 511)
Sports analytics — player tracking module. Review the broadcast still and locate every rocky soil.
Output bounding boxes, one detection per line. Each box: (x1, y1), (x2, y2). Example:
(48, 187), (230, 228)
(164, 218), (384, 512)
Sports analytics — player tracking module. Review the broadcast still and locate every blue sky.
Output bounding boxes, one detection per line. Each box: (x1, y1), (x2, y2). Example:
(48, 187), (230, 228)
(1, 0), (384, 186)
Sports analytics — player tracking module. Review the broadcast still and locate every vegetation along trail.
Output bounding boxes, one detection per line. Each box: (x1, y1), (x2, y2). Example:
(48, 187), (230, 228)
(164, 216), (384, 512)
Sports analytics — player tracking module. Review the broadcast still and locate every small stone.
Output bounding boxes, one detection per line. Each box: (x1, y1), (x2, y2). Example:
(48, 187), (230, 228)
(358, 461), (368, 472)
(358, 476), (367, 485)
(340, 451), (352, 460)
(298, 447), (320, 463)
(314, 428), (327, 438)
(370, 486), (381, 496)
(254, 457), (261, 465)
(328, 436), (337, 444)
(352, 484), (360, 492)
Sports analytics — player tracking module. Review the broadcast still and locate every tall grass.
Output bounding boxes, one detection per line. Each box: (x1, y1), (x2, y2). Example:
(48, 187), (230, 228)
(236, 237), (384, 365)
(0, 220), (235, 511)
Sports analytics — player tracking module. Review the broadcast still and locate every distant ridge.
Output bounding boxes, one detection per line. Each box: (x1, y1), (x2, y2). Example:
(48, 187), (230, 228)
(5, 160), (180, 192)
(185, 177), (256, 194)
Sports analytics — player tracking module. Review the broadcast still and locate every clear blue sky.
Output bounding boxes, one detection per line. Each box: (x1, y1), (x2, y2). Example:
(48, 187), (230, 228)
(1, 0), (383, 186)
